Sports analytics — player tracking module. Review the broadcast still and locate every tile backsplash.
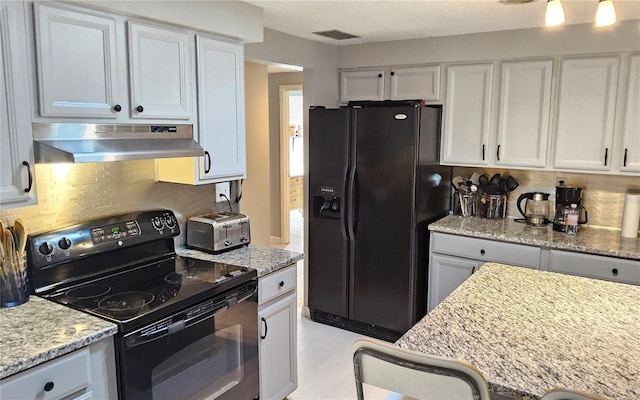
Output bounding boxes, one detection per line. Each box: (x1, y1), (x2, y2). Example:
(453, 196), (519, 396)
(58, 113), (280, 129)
(0, 160), (234, 245)
(453, 167), (640, 231)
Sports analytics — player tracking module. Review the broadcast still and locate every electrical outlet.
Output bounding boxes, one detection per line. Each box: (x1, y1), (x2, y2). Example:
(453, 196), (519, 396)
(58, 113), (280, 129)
(556, 176), (567, 186)
(215, 182), (231, 203)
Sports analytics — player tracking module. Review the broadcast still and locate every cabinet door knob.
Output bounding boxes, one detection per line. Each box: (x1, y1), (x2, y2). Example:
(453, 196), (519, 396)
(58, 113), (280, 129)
(44, 381), (55, 392)
(113, 104), (122, 112)
(279, 280), (285, 287)
(390, 71), (395, 76)
(136, 105), (144, 113)
(480, 249), (485, 255)
(22, 161), (33, 193)
(377, 73), (382, 78)
(612, 268), (619, 275)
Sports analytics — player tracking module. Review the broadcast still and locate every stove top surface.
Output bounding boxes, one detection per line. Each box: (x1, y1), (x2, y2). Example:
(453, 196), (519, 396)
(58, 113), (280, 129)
(40, 256), (256, 331)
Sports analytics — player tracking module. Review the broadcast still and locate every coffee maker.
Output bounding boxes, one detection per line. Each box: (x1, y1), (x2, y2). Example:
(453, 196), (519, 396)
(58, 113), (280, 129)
(553, 185), (588, 232)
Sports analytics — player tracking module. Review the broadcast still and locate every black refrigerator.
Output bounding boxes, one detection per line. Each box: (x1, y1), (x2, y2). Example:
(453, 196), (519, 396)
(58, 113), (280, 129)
(307, 102), (451, 342)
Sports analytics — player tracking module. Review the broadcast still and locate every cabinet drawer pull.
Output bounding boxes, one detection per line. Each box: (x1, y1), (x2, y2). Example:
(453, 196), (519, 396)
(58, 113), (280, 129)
(260, 317), (268, 339)
(604, 147), (608, 166)
(624, 148), (628, 167)
(480, 249), (485, 255)
(496, 145), (501, 161)
(44, 381), (55, 392)
(279, 280), (285, 288)
(482, 145), (485, 161)
(22, 161), (33, 193)
(612, 268), (618, 276)
(471, 266), (476, 274)
(136, 105), (144, 113)
(113, 104), (122, 112)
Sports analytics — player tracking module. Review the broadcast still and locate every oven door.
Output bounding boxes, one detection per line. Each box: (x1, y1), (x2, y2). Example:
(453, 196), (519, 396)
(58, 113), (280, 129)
(117, 281), (259, 400)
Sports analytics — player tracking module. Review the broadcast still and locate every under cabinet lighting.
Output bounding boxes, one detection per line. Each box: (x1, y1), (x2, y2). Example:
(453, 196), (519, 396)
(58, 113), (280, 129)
(596, 0), (616, 26)
(546, 0), (565, 26)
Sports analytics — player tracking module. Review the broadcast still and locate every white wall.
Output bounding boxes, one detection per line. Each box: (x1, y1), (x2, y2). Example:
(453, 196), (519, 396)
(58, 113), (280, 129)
(338, 19), (640, 67)
(70, 0), (264, 42)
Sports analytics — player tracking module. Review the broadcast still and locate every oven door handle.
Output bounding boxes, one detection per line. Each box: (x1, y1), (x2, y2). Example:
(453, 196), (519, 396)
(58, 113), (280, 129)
(124, 303), (227, 349)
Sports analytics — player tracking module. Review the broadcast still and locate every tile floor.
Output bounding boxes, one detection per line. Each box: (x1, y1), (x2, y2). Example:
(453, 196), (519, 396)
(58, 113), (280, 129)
(272, 210), (388, 400)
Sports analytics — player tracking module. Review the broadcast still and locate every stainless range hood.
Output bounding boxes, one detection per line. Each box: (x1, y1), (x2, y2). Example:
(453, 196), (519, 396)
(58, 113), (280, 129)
(33, 123), (204, 163)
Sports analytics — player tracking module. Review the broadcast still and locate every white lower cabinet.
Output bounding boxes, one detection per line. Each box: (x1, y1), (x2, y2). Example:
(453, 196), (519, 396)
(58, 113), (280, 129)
(548, 250), (640, 285)
(258, 265), (298, 400)
(428, 232), (640, 312)
(0, 337), (117, 400)
(428, 254), (482, 312)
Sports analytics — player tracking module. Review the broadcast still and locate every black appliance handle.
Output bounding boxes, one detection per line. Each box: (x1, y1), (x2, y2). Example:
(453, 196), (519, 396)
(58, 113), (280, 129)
(124, 282), (257, 349)
(579, 207), (588, 225)
(516, 193), (530, 218)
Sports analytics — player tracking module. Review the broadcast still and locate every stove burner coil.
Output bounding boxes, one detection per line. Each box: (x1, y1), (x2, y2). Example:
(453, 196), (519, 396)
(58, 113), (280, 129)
(98, 291), (155, 317)
(65, 285), (111, 299)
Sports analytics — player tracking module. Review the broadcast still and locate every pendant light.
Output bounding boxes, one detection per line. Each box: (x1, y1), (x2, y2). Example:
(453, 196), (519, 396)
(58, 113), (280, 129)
(546, 0), (565, 26)
(596, 0), (616, 26)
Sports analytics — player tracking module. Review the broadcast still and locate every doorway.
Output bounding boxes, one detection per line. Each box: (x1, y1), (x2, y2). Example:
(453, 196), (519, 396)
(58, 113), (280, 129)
(279, 84), (304, 248)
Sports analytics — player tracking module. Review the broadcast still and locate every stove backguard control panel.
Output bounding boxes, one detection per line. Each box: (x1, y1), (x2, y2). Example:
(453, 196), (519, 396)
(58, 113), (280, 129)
(29, 210), (179, 268)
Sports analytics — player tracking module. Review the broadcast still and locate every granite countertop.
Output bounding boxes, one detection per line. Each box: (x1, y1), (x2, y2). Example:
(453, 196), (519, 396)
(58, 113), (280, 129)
(430, 215), (640, 260)
(0, 296), (117, 380)
(177, 243), (304, 277)
(397, 263), (640, 400)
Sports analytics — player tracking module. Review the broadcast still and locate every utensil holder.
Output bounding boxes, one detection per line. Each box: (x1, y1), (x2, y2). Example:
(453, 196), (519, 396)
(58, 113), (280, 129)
(458, 192), (476, 217)
(1, 253), (29, 307)
(478, 194), (507, 219)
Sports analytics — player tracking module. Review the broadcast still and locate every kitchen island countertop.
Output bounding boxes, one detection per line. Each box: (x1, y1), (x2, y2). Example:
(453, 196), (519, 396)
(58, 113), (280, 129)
(177, 243), (304, 277)
(430, 215), (640, 259)
(396, 263), (640, 399)
(0, 296), (117, 379)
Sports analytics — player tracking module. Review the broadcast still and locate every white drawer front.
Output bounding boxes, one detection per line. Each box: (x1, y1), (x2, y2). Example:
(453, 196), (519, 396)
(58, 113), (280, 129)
(1, 349), (91, 400)
(432, 233), (541, 268)
(259, 265), (297, 305)
(549, 250), (640, 285)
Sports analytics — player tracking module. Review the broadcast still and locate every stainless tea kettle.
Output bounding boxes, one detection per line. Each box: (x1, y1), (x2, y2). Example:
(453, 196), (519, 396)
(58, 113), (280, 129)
(517, 192), (551, 226)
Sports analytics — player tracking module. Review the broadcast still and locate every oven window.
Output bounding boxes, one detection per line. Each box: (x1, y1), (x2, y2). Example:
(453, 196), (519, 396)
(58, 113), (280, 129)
(119, 295), (258, 400)
(152, 325), (243, 400)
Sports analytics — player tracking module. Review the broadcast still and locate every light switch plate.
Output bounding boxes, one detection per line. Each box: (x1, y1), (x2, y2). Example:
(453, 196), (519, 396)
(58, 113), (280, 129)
(215, 182), (230, 203)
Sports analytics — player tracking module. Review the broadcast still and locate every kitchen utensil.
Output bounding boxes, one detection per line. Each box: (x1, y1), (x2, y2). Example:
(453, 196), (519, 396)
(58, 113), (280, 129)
(470, 172), (481, 185)
(13, 219), (27, 255)
(489, 173), (501, 187)
(517, 192), (551, 225)
(505, 176), (519, 191)
(452, 176), (465, 190)
(478, 175), (489, 186)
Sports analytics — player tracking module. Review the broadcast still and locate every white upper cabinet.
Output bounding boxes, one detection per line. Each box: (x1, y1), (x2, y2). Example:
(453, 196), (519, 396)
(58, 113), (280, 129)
(1, 1), (36, 208)
(495, 60), (553, 168)
(156, 35), (246, 184)
(553, 56), (619, 171)
(128, 21), (192, 119)
(441, 63), (493, 166)
(340, 65), (441, 103)
(389, 65), (440, 101)
(195, 35), (245, 181)
(619, 54), (640, 173)
(34, 3), (120, 118)
(340, 69), (385, 103)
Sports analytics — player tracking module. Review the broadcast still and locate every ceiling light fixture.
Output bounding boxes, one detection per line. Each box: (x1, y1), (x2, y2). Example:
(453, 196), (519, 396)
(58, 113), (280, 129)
(546, 0), (565, 26)
(596, 0), (616, 26)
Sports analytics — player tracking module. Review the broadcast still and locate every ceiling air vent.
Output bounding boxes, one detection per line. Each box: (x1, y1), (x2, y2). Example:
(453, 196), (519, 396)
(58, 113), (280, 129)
(312, 29), (360, 40)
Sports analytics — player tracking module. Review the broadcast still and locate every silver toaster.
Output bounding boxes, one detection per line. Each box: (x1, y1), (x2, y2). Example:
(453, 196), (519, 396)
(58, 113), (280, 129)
(186, 212), (251, 253)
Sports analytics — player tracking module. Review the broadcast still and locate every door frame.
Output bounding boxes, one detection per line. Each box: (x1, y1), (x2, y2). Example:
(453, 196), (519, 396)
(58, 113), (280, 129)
(279, 84), (303, 244)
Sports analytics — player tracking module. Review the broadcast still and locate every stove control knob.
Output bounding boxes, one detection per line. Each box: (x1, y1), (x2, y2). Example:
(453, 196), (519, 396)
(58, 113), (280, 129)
(58, 237), (71, 250)
(152, 216), (164, 230)
(165, 216), (176, 229)
(39, 242), (54, 255)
